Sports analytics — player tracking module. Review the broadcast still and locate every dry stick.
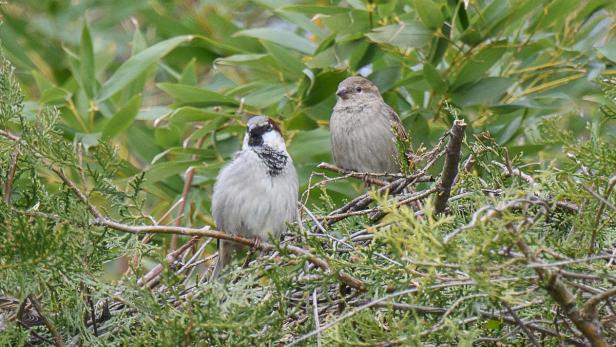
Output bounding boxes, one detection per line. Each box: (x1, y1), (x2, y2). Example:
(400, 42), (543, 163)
(434, 119), (466, 215)
(502, 301), (541, 347)
(476, 309), (586, 347)
(324, 151), (445, 226)
(317, 162), (435, 186)
(170, 135), (207, 250)
(582, 287), (616, 321)
(516, 237), (608, 347)
(37, 152), (366, 291)
(312, 290), (322, 347)
(589, 175), (616, 255)
(284, 280), (477, 347)
(27, 295), (64, 347)
(137, 237), (198, 288)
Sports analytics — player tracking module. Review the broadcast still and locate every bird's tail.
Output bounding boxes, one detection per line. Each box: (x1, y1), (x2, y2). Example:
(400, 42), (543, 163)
(209, 240), (237, 281)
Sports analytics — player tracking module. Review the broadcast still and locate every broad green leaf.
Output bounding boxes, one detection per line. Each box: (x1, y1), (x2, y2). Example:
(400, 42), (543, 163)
(40, 87), (71, 105)
(366, 20), (433, 50)
(98, 35), (194, 102)
(423, 63), (446, 93)
(79, 22), (96, 99)
(185, 117), (229, 142)
(227, 81), (296, 109)
(137, 106), (171, 121)
(102, 94), (142, 139)
(262, 41), (305, 78)
(144, 159), (203, 184)
(451, 44), (507, 89)
(598, 38), (616, 63)
(452, 77), (513, 106)
(322, 10), (370, 37)
(534, 0), (578, 30)
(157, 83), (239, 107)
(413, 0), (443, 29)
(162, 107), (235, 125)
(235, 28), (316, 55)
(180, 58), (198, 85)
(151, 147), (218, 165)
(281, 5), (349, 15)
(303, 70), (347, 106)
(276, 10), (326, 38)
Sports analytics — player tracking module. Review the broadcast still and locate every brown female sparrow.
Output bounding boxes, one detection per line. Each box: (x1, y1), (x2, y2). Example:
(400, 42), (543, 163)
(210, 116), (298, 279)
(330, 76), (408, 173)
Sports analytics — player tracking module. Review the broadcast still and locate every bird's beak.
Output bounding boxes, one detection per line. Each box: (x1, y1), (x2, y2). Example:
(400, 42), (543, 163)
(336, 87), (350, 99)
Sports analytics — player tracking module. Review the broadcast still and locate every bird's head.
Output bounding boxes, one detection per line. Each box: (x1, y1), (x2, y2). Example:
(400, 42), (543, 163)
(242, 116), (286, 151)
(335, 76), (383, 105)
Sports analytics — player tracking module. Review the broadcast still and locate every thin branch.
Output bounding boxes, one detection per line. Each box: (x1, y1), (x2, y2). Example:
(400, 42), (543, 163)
(582, 287), (616, 321)
(27, 295), (64, 347)
(95, 218), (365, 291)
(171, 135), (207, 250)
(317, 162), (434, 186)
(582, 184), (616, 212)
(502, 301), (541, 347)
(324, 154), (443, 226)
(434, 119), (466, 214)
(516, 237), (608, 347)
(284, 280), (476, 346)
(312, 290), (322, 347)
(0, 129), (20, 141)
(52, 167), (102, 219)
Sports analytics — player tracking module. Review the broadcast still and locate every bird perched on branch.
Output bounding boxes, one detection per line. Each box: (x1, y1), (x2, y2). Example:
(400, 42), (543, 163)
(210, 116), (298, 279)
(330, 76), (408, 174)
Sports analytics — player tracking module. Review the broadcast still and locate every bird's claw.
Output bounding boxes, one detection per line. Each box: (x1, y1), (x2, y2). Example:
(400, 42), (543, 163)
(251, 238), (261, 251)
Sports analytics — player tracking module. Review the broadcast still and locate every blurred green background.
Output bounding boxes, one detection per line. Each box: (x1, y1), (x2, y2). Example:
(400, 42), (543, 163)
(2, 0), (615, 228)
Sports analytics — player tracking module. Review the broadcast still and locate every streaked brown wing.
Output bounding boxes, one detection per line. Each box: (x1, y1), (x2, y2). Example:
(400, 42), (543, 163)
(384, 104), (408, 141)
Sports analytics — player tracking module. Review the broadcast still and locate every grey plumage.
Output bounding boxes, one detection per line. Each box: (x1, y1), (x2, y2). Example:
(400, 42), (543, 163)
(330, 76), (408, 173)
(210, 116), (298, 279)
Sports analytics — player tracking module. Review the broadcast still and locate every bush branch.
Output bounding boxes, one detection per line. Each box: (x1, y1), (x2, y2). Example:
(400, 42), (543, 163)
(434, 119), (466, 215)
(43, 159), (366, 291)
(27, 295), (64, 347)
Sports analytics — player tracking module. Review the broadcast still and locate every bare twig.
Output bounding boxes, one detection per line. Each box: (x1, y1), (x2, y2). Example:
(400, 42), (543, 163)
(137, 237), (198, 288)
(434, 120), (466, 215)
(317, 162), (434, 186)
(582, 184), (616, 212)
(325, 155), (443, 226)
(516, 237), (608, 346)
(27, 295), (64, 347)
(582, 287), (616, 322)
(502, 301), (541, 347)
(284, 280), (477, 346)
(0, 129), (20, 141)
(171, 135), (207, 250)
(312, 290), (322, 347)
(93, 218), (366, 291)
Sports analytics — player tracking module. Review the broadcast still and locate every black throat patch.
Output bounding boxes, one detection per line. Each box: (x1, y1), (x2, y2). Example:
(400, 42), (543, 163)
(253, 145), (288, 176)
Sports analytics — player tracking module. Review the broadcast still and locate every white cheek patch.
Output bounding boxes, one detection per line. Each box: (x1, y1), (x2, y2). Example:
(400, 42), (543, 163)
(262, 131), (286, 151)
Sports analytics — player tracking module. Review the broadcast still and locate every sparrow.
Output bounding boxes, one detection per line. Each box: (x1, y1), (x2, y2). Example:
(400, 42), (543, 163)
(330, 76), (408, 174)
(210, 115), (298, 279)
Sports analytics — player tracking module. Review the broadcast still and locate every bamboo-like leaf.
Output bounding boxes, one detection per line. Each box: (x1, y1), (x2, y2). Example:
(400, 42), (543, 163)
(102, 94), (142, 139)
(97, 35), (194, 102)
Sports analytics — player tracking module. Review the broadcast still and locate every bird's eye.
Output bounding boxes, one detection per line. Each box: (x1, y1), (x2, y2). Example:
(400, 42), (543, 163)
(355, 86), (362, 92)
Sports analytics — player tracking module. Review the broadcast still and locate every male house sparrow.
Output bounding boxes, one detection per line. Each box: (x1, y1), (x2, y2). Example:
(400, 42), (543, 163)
(330, 76), (408, 173)
(210, 116), (298, 278)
